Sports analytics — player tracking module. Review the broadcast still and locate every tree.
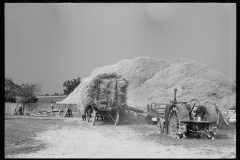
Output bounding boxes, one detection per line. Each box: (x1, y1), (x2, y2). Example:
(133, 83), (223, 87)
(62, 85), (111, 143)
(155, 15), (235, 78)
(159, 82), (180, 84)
(63, 77), (81, 95)
(15, 83), (42, 104)
(53, 93), (59, 96)
(5, 78), (42, 104)
(5, 78), (19, 102)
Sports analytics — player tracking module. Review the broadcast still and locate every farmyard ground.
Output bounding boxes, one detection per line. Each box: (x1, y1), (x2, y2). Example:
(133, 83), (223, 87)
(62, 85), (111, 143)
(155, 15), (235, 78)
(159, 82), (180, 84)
(5, 116), (236, 158)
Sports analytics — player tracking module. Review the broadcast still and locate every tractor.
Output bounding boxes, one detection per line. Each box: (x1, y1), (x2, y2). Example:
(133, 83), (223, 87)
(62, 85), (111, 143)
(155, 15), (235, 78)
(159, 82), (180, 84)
(146, 89), (218, 139)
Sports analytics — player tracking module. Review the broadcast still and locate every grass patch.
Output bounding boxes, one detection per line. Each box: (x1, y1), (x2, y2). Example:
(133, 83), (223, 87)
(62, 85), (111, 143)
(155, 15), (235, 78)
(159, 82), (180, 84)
(4, 116), (65, 157)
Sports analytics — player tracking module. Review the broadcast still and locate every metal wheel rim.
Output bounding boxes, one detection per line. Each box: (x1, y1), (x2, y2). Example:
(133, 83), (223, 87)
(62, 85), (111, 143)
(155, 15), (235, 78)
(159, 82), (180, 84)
(168, 108), (180, 137)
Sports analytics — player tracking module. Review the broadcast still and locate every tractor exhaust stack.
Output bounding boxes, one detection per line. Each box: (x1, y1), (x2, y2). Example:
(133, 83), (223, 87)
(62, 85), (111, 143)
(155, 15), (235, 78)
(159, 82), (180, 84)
(173, 88), (177, 104)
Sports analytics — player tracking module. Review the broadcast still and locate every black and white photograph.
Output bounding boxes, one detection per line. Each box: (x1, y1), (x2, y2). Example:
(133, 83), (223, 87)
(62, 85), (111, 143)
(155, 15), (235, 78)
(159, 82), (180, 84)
(5, 3), (236, 158)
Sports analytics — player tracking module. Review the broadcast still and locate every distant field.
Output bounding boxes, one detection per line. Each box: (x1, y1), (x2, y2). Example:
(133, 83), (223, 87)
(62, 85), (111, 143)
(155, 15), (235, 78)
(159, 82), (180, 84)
(37, 96), (67, 103)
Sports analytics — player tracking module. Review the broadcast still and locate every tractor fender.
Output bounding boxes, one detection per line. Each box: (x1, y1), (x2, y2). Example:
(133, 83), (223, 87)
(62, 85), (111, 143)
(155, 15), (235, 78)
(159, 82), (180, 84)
(204, 104), (218, 123)
(175, 103), (191, 122)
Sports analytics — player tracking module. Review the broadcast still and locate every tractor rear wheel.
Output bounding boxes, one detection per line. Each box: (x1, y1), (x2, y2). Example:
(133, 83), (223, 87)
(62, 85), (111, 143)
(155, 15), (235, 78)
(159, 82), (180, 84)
(168, 106), (180, 138)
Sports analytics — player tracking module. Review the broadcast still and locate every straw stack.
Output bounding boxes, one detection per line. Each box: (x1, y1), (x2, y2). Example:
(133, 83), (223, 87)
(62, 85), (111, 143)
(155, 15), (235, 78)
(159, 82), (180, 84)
(59, 57), (236, 113)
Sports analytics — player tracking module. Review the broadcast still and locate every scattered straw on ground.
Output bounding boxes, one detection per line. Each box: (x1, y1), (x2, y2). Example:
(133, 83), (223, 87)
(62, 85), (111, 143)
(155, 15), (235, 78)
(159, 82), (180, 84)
(8, 118), (236, 158)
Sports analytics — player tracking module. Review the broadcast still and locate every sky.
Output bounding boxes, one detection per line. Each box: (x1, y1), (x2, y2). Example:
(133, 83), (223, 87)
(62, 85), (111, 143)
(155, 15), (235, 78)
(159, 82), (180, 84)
(5, 3), (236, 95)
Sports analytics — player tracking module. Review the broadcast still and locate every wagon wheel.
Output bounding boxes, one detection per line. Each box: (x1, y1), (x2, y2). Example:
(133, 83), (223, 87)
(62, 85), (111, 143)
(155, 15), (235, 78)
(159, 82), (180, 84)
(92, 109), (96, 125)
(114, 109), (120, 126)
(168, 106), (180, 138)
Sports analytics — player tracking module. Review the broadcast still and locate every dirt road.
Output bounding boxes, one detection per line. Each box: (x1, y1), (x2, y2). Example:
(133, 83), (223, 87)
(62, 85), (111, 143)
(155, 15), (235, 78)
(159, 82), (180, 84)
(10, 118), (236, 158)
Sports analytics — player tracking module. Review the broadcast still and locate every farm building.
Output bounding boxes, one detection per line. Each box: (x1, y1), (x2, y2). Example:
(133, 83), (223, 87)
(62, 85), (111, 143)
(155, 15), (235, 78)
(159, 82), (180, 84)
(5, 96), (69, 116)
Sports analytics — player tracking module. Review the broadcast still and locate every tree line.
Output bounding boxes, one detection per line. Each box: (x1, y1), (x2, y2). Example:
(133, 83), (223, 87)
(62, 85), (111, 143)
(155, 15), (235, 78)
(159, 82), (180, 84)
(5, 77), (81, 104)
(5, 78), (41, 104)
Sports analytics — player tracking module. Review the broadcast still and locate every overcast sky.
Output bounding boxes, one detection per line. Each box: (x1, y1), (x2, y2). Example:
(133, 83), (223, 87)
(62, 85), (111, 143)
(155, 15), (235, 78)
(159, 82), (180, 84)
(5, 3), (236, 95)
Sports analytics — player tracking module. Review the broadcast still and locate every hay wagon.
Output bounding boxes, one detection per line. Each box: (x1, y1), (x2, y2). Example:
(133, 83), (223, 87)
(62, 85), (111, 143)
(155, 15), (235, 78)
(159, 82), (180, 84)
(84, 73), (127, 126)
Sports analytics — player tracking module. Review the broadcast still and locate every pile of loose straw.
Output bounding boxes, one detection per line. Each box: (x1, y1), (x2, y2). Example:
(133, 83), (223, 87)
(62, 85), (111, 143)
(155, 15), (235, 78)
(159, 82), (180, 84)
(59, 57), (236, 113)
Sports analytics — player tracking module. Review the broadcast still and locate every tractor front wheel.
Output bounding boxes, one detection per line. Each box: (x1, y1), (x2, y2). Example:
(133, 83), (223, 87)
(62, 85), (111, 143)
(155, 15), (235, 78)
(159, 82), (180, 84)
(168, 106), (181, 138)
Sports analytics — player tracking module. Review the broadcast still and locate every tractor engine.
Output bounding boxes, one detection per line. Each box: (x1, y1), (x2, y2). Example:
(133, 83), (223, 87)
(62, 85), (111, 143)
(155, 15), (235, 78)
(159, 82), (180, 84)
(186, 123), (217, 139)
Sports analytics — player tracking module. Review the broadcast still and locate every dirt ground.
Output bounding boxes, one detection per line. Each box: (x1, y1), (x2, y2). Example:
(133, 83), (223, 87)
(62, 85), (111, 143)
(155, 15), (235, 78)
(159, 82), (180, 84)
(8, 118), (236, 158)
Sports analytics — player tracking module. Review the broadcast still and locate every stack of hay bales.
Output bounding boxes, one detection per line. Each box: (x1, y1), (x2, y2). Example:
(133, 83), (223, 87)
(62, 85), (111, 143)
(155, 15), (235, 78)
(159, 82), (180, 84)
(59, 57), (236, 114)
(81, 72), (128, 110)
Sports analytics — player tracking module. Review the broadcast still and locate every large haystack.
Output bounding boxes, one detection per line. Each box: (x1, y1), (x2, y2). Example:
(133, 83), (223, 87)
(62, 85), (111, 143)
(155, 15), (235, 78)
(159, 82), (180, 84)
(59, 57), (236, 113)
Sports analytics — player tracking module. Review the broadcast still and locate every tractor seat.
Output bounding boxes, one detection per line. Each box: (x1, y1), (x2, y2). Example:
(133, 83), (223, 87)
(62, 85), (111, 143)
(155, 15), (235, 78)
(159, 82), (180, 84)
(201, 116), (208, 121)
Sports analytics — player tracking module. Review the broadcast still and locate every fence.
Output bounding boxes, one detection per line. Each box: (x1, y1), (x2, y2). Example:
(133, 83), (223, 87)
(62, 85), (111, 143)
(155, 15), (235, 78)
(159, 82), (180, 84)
(5, 102), (81, 117)
(5, 103), (17, 115)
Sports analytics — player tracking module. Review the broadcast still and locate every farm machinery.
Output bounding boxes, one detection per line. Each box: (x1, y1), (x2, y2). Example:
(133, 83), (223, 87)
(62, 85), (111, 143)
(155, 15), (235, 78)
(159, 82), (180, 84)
(82, 73), (127, 126)
(130, 89), (219, 139)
